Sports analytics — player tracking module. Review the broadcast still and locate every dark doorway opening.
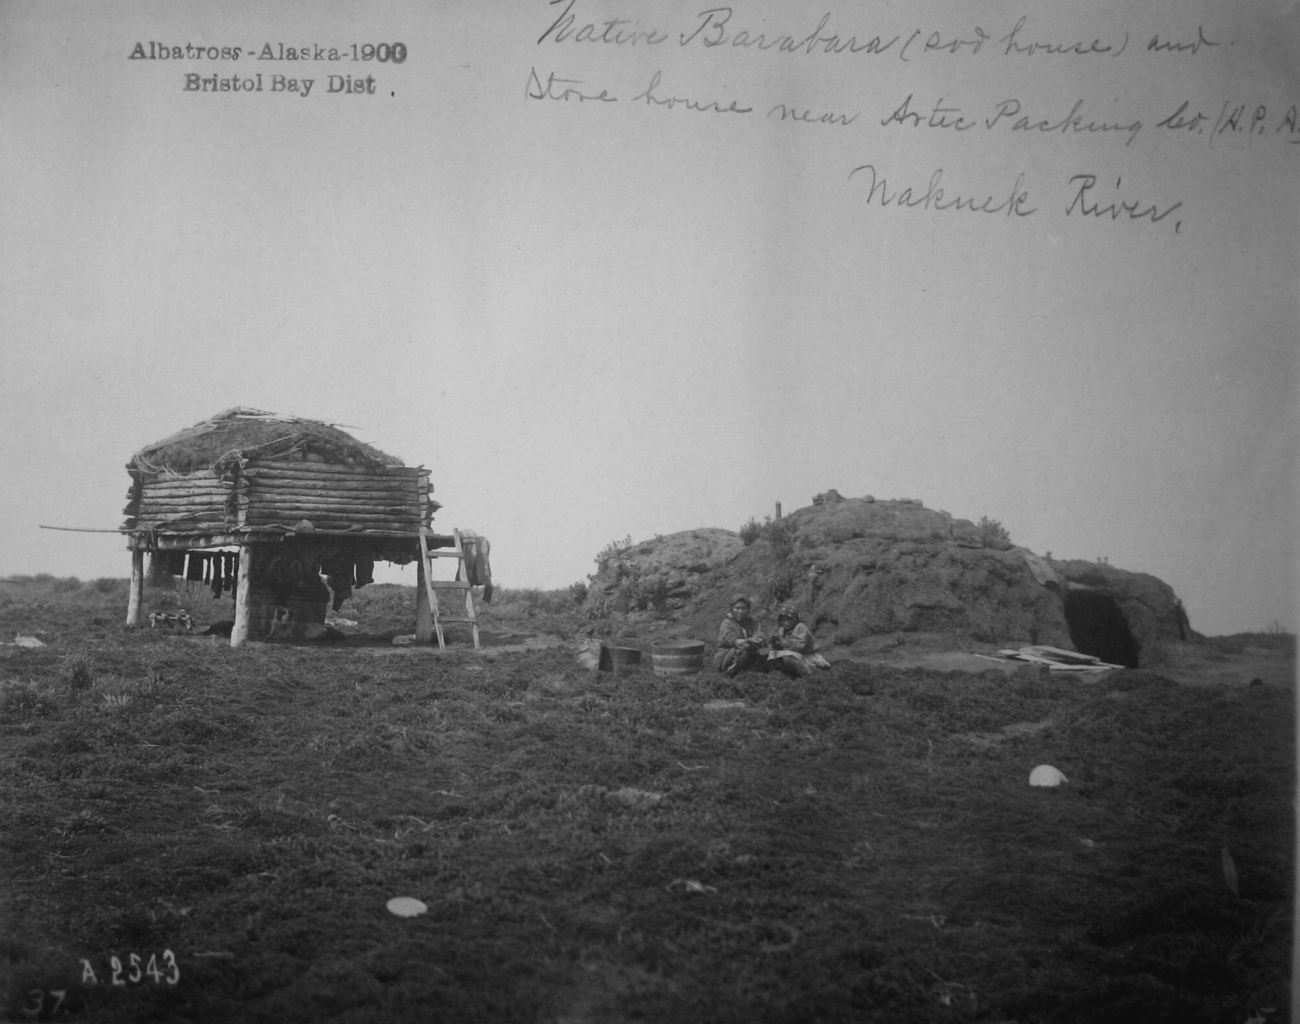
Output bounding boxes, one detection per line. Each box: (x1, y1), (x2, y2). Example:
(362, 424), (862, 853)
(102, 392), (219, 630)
(1064, 590), (1140, 668)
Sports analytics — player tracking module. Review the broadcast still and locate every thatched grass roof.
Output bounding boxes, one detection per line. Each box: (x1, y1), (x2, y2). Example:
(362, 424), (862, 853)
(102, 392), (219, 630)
(128, 408), (403, 476)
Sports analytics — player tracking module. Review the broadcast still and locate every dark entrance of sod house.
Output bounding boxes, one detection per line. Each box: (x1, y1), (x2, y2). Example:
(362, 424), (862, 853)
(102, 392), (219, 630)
(1064, 589), (1140, 668)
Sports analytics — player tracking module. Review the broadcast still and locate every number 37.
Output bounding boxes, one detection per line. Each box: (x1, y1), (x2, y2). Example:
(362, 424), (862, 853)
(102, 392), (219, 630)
(21, 988), (65, 1017)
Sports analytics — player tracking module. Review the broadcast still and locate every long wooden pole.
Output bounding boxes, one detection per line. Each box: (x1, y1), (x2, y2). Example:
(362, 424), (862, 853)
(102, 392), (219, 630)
(231, 545), (253, 648)
(125, 546), (144, 627)
(40, 525), (132, 533)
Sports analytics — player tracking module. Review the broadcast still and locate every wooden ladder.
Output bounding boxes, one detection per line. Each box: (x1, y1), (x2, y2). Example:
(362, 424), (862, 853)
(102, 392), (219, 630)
(417, 529), (481, 650)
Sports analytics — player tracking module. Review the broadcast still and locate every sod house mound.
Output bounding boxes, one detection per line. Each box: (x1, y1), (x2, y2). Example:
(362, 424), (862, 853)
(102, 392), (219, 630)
(586, 529), (744, 612)
(585, 494), (1189, 669)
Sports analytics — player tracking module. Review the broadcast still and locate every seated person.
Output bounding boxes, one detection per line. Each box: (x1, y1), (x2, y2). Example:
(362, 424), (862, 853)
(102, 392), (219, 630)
(713, 595), (768, 677)
(767, 604), (830, 678)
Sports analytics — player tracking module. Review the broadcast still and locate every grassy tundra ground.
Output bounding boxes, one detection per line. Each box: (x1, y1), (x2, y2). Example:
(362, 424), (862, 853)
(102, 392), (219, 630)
(0, 578), (1292, 1023)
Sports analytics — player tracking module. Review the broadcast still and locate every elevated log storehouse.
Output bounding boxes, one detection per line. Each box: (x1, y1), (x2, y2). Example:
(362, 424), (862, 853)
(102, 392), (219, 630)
(121, 407), (452, 647)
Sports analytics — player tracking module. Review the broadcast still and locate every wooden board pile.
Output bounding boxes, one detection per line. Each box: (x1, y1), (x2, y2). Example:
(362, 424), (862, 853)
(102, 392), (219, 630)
(986, 645), (1124, 673)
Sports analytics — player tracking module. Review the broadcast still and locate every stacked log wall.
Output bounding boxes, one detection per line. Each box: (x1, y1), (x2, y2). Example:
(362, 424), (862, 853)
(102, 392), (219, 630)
(125, 470), (235, 533)
(241, 462), (430, 532)
(125, 461), (433, 537)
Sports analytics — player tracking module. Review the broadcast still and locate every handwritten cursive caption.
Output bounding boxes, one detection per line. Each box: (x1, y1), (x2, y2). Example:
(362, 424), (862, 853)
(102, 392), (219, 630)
(846, 164), (1183, 232)
(537, 1), (1223, 64)
(525, 0), (1298, 235)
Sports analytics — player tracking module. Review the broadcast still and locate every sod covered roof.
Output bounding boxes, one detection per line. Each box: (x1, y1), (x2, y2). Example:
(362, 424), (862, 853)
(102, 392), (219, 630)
(128, 408), (404, 476)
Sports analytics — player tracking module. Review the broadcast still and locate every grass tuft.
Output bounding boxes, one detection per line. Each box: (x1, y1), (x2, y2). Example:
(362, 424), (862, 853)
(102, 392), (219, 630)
(59, 651), (97, 690)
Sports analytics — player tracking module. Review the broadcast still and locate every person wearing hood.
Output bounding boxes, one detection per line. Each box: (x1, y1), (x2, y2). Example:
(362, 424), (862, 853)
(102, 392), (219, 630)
(713, 594), (768, 677)
(768, 604), (829, 678)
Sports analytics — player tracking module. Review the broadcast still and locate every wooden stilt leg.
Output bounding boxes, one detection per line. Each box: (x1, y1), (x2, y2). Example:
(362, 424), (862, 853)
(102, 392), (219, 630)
(126, 546), (144, 628)
(415, 554), (433, 643)
(231, 545), (253, 649)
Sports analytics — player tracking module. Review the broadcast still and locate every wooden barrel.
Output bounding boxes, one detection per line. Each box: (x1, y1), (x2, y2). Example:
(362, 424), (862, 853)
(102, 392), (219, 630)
(600, 645), (642, 670)
(651, 640), (705, 676)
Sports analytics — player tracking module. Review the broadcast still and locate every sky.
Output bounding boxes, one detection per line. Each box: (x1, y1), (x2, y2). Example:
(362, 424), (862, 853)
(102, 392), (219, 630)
(1, 0), (1296, 636)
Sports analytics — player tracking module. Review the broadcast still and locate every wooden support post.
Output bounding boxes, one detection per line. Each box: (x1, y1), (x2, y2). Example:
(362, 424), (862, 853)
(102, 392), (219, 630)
(126, 545), (144, 628)
(231, 545), (253, 648)
(415, 554), (433, 643)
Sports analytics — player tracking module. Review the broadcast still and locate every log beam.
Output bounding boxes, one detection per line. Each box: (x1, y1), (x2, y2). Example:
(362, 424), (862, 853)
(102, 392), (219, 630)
(243, 515), (424, 527)
(134, 483), (223, 495)
(243, 466), (420, 482)
(133, 498), (229, 510)
(237, 496), (420, 510)
(244, 476), (419, 492)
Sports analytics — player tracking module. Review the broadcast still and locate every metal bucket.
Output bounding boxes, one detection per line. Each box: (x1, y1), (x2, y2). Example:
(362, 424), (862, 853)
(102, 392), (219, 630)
(651, 640), (705, 676)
